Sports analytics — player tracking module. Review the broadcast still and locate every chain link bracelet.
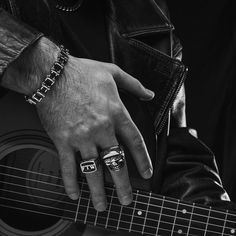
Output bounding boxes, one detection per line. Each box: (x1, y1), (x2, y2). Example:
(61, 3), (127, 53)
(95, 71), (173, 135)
(25, 45), (69, 105)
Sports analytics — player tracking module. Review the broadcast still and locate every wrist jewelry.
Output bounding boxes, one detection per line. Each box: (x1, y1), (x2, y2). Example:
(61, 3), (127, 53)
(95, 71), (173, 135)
(25, 45), (69, 105)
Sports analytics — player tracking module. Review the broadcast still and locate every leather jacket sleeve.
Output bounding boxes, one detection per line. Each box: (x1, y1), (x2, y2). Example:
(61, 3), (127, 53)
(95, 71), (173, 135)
(0, 8), (43, 78)
(162, 127), (236, 210)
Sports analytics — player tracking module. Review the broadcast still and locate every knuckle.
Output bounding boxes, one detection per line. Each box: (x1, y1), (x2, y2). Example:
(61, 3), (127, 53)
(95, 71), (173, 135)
(100, 117), (113, 130)
(110, 63), (120, 71)
(112, 104), (127, 122)
(92, 115), (113, 131)
(116, 183), (132, 193)
(111, 103), (124, 116)
(61, 161), (76, 178)
(93, 70), (107, 80)
(119, 115), (132, 128)
(133, 133), (145, 151)
(137, 81), (144, 90)
(75, 125), (91, 139)
(55, 130), (70, 142)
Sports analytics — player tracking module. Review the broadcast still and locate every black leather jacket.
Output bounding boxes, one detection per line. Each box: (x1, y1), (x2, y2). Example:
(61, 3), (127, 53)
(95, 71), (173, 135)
(0, 0), (233, 210)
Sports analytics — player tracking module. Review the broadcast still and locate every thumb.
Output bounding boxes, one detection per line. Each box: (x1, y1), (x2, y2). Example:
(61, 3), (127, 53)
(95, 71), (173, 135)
(111, 66), (155, 101)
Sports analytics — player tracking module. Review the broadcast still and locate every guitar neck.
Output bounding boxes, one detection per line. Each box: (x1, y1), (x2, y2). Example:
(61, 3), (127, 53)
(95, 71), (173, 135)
(72, 181), (236, 236)
(1, 163), (236, 236)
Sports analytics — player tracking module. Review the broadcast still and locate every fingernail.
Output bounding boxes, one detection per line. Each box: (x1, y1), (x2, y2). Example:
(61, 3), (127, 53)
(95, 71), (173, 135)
(140, 89), (155, 101)
(95, 202), (106, 212)
(121, 194), (133, 205)
(69, 192), (79, 200)
(146, 89), (155, 98)
(143, 168), (153, 179)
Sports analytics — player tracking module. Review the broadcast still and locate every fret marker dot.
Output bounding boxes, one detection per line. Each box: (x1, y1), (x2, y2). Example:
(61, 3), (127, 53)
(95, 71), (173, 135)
(178, 229), (183, 234)
(231, 229), (235, 234)
(182, 209), (187, 214)
(137, 211), (142, 216)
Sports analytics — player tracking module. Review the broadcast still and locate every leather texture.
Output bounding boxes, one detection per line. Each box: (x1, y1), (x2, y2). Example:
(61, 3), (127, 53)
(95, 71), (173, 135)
(0, 0), (233, 210)
(0, 8), (43, 77)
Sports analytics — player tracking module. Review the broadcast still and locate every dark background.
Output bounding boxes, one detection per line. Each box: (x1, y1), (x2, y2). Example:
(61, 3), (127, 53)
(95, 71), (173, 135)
(167, 0), (236, 202)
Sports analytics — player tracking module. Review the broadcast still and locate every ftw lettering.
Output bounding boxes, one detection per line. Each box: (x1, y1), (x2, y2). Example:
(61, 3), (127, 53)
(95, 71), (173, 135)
(80, 161), (97, 173)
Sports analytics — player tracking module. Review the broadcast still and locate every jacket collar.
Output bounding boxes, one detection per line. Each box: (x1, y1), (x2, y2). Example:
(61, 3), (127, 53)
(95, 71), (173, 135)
(107, 0), (174, 37)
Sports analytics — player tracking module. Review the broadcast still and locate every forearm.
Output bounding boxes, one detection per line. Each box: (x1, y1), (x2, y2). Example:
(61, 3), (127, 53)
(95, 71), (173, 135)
(0, 8), (56, 94)
(1, 36), (60, 95)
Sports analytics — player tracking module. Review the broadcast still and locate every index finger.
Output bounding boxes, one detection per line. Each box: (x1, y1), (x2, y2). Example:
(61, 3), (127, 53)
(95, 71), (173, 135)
(114, 107), (153, 179)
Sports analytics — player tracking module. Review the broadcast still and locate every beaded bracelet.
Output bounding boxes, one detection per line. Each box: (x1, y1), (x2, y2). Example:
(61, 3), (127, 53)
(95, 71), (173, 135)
(25, 45), (69, 105)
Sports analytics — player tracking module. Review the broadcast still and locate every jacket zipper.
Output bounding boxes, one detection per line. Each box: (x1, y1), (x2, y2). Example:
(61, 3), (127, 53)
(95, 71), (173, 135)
(155, 66), (188, 134)
(7, 0), (17, 17)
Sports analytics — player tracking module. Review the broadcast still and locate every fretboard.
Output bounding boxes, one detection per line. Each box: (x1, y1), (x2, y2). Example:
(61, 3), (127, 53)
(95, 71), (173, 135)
(1, 165), (236, 236)
(68, 181), (236, 236)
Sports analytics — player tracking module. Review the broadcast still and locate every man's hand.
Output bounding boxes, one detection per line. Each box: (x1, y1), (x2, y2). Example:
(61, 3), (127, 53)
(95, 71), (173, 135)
(1, 37), (155, 211)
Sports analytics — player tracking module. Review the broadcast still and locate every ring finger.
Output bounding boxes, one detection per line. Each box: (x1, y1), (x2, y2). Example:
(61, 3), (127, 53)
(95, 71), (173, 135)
(97, 135), (133, 206)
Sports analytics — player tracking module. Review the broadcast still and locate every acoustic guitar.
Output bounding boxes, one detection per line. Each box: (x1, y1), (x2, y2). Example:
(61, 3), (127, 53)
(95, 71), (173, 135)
(0, 90), (236, 236)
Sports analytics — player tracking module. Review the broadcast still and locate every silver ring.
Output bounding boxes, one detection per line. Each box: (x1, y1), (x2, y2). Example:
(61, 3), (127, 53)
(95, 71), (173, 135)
(80, 158), (99, 174)
(100, 145), (125, 171)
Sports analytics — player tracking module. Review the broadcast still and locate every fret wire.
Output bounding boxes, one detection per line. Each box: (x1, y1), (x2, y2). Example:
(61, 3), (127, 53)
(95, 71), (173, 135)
(1, 169), (236, 235)
(2, 184), (229, 231)
(84, 195), (91, 224)
(0, 160), (234, 236)
(171, 199), (180, 236)
(131, 191), (234, 221)
(1, 169), (235, 224)
(2, 165), (236, 219)
(222, 210), (228, 236)
(94, 207), (99, 226)
(105, 187), (114, 228)
(204, 206), (211, 236)
(155, 195), (165, 235)
(142, 191), (151, 234)
(129, 190), (139, 232)
(2, 189), (216, 233)
(74, 180), (83, 222)
(75, 206), (232, 235)
(1, 202), (198, 236)
(117, 204), (123, 230)
(2, 198), (234, 236)
(186, 202), (195, 235)
(73, 207), (236, 236)
(1, 186), (232, 233)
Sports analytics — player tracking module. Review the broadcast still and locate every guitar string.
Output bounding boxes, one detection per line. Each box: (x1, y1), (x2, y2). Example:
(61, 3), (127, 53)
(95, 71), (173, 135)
(1, 164), (235, 219)
(1, 178), (228, 231)
(0, 180), (234, 235)
(0, 203), (160, 236)
(0, 171), (234, 231)
(1, 174), (235, 233)
(0, 167), (235, 225)
(1, 175), (235, 228)
(0, 183), (225, 230)
(0, 194), (226, 236)
(0, 196), (197, 236)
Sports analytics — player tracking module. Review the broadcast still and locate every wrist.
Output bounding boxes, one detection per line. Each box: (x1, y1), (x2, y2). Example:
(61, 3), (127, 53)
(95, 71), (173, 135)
(25, 45), (69, 105)
(1, 37), (60, 95)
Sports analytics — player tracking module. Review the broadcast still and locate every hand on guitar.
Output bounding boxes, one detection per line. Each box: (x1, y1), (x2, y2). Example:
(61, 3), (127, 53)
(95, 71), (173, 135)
(1, 37), (154, 211)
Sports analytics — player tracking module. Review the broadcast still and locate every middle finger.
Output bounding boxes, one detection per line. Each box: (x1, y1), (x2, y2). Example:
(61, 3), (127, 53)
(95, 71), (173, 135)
(79, 143), (107, 212)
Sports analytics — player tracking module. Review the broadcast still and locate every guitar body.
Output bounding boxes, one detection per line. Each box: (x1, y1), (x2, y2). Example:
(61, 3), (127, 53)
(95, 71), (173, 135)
(0, 90), (155, 236)
(0, 91), (79, 236)
(2, 92), (235, 236)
